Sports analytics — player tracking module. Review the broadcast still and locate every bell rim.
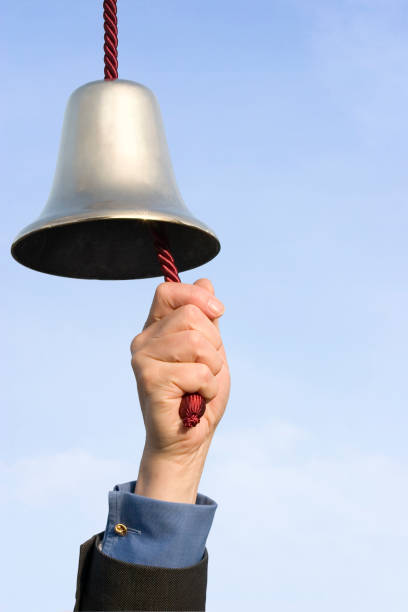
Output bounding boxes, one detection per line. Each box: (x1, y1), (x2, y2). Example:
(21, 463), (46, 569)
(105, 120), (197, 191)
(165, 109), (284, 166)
(11, 213), (220, 280)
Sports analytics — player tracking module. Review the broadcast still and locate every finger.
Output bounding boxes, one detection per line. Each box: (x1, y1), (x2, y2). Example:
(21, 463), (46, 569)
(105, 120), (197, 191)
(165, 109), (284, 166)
(194, 278), (215, 295)
(140, 303), (223, 351)
(164, 362), (219, 402)
(140, 331), (224, 376)
(144, 282), (224, 328)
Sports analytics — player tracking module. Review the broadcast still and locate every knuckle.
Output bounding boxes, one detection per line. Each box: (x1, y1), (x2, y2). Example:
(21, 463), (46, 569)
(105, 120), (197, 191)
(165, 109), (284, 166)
(188, 330), (204, 352)
(155, 282), (168, 302)
(198, 363), (212, 383)
(199, 278), (214, 294)
(181, 303), (201, 326)
(130, 333), (143, 354)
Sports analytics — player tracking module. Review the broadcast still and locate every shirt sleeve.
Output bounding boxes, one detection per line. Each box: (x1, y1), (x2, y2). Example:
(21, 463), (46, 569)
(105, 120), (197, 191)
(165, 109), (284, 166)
(100, 480), (217, 568)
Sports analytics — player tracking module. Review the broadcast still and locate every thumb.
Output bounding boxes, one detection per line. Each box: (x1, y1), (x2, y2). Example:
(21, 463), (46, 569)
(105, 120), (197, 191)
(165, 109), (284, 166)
(194, 278), (222, 329)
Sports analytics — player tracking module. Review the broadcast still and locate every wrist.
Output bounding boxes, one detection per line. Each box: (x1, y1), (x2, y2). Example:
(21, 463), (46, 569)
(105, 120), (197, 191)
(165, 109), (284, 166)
(134, 444), (210, 504)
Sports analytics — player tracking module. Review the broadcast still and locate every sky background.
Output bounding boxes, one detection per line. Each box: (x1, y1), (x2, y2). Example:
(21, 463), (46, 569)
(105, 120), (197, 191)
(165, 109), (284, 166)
(1, 0), (408, 610)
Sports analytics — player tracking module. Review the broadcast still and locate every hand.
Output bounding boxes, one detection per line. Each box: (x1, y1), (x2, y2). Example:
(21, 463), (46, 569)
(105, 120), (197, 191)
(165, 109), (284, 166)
(130, 278), (230, 502)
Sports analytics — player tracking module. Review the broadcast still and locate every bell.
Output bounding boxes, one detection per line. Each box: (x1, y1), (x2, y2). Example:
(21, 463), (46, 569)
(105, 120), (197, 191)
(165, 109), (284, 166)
(11, 79), (220, 279)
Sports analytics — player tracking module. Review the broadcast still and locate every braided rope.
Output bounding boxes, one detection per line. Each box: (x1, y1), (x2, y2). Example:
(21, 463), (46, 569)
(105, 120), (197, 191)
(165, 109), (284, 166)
(151, 228), (207, 428)
(151, 232), (181, 283)
(103, 0), (118, 80)
(102, 3), (205, 428)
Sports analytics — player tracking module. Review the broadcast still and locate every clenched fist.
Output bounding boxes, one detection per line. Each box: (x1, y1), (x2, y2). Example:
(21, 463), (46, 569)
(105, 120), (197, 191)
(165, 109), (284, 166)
(130, 278), (230, 503)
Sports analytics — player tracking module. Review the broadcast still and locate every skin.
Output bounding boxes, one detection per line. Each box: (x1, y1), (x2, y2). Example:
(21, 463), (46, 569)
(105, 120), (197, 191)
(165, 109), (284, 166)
(130, 278), (230, 503)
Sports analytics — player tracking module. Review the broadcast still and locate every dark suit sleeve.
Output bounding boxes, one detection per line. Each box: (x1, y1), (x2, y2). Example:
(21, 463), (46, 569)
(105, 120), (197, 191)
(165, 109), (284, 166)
(74, 531), (209, 611)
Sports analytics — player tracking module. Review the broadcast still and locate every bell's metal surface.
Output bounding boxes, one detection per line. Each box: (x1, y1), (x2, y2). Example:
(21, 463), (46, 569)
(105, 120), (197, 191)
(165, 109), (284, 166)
(11, 79), (220, 279)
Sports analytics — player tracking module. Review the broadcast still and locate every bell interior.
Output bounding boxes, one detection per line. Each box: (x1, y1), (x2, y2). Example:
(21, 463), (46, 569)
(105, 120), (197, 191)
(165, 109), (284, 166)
(11, 218), (220, 280)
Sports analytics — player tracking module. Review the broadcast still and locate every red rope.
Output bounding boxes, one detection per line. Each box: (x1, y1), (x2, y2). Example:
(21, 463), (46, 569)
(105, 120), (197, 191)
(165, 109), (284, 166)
(102, 3), (205, 428)
(152, 228), (207, 429)
(103, 0), (118, 80)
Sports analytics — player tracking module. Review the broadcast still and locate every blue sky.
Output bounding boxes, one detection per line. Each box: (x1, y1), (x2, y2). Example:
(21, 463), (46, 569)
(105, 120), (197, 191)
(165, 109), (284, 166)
(1, 1), (408, 610)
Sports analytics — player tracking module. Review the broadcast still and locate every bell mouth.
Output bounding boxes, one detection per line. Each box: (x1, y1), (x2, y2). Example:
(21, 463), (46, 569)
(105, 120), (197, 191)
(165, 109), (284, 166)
(11, 217), (220, 280)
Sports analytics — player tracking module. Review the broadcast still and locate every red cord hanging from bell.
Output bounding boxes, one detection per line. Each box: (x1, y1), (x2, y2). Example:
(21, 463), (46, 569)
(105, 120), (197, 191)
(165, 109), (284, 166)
(103, 0), (206, 428)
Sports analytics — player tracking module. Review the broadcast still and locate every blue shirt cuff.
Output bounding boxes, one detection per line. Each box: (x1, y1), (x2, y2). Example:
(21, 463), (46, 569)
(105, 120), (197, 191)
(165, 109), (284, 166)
(101, 480), (217, 568)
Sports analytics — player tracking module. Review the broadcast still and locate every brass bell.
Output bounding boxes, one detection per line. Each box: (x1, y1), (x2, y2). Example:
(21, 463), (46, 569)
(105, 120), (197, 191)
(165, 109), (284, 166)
(11, 79), (220, 279)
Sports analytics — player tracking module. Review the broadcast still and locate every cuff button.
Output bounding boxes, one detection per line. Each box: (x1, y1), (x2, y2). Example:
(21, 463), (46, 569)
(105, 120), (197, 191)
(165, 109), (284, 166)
(114, 523), (127, 536)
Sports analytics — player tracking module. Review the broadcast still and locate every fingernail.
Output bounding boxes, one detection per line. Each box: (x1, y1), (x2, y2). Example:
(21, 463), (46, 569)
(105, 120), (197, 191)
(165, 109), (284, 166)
(208, 298), (224, 315)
